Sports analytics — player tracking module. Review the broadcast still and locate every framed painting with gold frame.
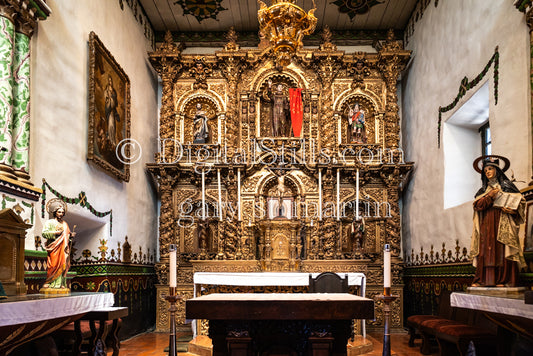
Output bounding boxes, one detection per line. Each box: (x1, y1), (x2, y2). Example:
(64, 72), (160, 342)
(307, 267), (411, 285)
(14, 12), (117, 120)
(87, 31), (131, 182)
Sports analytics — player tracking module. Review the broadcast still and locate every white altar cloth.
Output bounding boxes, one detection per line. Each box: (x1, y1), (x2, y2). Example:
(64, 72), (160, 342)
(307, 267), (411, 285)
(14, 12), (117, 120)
(193, 272), (366, 297)
(0, 292), (115, 326)
(192, 272), (367, 337)
(451, 292), (533, 320)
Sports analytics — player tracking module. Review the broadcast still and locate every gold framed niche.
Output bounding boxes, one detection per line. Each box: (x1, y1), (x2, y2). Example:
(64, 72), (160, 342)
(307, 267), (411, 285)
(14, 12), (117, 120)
(339, 95), (378, 145)
(257, 74), (300, 138)
(267, 197), (294, 219)
(180, 96), (219, 144)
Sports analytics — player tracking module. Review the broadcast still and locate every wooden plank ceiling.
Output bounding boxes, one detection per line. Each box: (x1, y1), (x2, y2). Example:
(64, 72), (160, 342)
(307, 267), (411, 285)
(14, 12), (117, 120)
(139, 0), (418, 44)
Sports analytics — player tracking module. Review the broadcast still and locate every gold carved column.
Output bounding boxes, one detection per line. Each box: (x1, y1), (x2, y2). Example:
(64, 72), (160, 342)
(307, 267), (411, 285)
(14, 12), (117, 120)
(377, 30), (411, 149)
(218, 30), (247, 155)
(149, 34), (185, 332)
(149, 32), (182, 162)
(312, 37), (343, 150)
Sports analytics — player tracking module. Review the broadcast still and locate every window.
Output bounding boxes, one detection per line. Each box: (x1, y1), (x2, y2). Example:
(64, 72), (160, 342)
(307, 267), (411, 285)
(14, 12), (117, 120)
(443, 82), (489, 209)
(479, 122), (491, 156)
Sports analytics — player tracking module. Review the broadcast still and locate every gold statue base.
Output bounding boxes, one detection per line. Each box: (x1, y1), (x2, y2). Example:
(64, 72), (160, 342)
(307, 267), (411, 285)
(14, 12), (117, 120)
(39, 287), (71, 295)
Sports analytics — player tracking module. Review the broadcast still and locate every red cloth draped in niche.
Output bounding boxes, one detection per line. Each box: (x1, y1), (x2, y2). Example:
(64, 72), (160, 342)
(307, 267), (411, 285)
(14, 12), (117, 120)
(289, 88), (303, 137)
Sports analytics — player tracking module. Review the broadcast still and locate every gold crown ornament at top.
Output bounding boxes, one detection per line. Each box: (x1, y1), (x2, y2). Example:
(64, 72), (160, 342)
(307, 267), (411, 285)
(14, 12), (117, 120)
(258, 0), (317, 66)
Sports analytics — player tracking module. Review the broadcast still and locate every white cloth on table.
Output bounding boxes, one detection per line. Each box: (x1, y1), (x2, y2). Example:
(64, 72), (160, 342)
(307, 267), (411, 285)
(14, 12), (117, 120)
(192, 272), (367, 337)
(0, 292), (114, 326)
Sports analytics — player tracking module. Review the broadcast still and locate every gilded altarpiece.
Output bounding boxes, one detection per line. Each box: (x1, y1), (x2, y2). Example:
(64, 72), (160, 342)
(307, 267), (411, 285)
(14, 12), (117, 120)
(147, 30), (412, 333)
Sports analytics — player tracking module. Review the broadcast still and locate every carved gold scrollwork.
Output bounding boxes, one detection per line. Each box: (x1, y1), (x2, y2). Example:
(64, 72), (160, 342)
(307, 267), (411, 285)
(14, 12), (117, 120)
(315, 56), (342, 148)
(149, 32), (183, 162)
(218, 51), (246, 151)
(377, 32), (411, 148)
(348, 55), (371, 90)
(148, 26), (413, 331)
(189, 57), (212, 91)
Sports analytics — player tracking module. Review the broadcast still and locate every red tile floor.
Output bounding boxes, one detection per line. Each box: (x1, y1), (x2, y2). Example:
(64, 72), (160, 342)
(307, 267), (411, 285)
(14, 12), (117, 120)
(112, 330), (438, 356)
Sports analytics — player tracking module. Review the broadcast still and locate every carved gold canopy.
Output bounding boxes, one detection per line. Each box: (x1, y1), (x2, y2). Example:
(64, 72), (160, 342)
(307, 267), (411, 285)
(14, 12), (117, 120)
(257, 0), (317, 66)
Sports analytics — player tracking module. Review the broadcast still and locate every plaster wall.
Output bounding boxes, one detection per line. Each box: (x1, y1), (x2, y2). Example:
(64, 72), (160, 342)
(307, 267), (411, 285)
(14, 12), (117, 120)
(401, 0), (531, 260)
(28, 0), (159, 261)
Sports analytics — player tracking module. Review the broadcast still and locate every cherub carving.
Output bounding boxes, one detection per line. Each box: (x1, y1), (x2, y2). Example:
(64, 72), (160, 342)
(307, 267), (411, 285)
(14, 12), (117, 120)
(189, 57), (212, 90)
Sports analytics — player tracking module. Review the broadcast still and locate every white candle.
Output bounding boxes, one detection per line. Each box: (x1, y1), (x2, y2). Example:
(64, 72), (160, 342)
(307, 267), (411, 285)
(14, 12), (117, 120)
(375, 117), (379, 143)
(180, 117), (184, 143)
(336, 169), (340, 220)
(201, 170), (206, 220)
(218, 114), (222, 145)
(384, 244), (391, 290)
(217, 168), (222, 221)
(318, 169), (322, 220)
(237, 169), (242, 221)
(169, 245), (177, 288)
(337, 115), (341, 144)
(356, 169), (360, 219)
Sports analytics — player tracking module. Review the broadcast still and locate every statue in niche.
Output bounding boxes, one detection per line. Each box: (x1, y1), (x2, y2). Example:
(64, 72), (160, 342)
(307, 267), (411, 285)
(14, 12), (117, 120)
(41, 199), (76, 293)
(268, 174), (293, 218)
(192, 103), (212, 144)
(470, 155), (527, 287)
(262, 80), (290, 137)
(351, 217), (365, 254)
(275, 175), (288, 217)
(348, 102), (366, 143)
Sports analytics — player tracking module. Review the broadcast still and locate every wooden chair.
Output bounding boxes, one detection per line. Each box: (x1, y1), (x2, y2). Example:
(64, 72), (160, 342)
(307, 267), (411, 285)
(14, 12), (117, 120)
(309, 272), (366, 338)
(307, 272), (349, 354)
(308, 272), (348, 293)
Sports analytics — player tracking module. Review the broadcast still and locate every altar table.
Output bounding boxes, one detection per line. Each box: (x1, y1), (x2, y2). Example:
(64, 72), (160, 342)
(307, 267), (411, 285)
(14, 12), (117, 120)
(193, 272), (367, 337)
(75, 306), (129, 356)
(186, 293), (374, 356)
(451, 292), (533, 320)
(193, 272), (366, 297)
(451, 292), (533, 355)
(0, 292), (114, 355)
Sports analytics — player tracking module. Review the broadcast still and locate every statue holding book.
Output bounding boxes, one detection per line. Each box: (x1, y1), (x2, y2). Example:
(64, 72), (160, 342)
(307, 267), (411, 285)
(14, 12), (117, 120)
(470, 155), (526, 287)
(40, 199), (76, 293)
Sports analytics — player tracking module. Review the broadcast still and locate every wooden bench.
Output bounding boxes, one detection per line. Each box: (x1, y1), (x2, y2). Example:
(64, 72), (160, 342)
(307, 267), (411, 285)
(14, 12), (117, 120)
(406, 290), (454, 353)
(435, 321), (497, 356)
(406, 291), (497, 355)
